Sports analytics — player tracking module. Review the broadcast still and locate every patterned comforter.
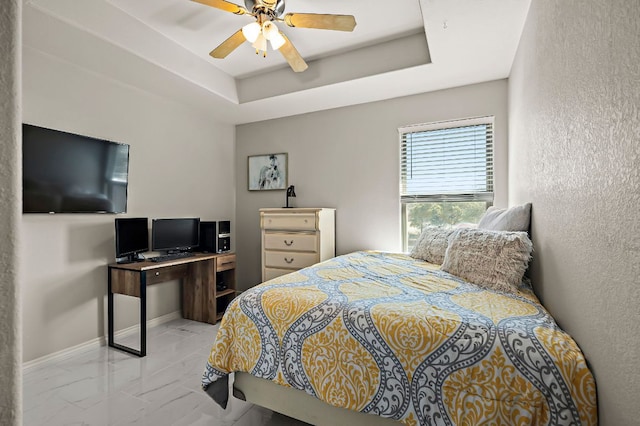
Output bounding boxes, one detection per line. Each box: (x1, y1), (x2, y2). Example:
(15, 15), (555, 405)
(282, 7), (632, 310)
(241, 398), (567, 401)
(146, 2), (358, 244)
(203, 251), (597, 425)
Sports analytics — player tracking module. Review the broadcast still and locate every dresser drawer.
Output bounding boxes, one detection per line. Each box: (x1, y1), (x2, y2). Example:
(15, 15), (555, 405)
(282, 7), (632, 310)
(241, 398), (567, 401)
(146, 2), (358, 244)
(264, 267), (292, 281)
(264, 232), (317, 252)
(265, 251), (318, 269)
(262, 213), (317, 231)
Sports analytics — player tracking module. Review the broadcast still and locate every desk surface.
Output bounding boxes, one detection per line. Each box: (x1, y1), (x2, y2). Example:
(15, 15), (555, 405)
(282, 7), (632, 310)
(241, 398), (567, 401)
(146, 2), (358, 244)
(108, 252), (229, 271)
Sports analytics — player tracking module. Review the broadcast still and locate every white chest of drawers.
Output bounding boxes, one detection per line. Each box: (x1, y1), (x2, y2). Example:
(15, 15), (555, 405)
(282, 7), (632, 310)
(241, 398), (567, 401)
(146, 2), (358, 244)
(260, 208), (336, 281)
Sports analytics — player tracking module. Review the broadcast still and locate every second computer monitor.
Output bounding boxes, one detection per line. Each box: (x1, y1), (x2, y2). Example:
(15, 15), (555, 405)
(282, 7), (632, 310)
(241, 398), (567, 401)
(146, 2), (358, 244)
(151, 218), (200, 253)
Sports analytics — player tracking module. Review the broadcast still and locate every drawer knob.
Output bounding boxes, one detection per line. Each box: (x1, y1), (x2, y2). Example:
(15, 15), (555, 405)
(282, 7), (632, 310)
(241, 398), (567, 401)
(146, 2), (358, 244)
(155, 272), (160, 276)
(284, 257), (294, 264)
(284, 240), (294, 246)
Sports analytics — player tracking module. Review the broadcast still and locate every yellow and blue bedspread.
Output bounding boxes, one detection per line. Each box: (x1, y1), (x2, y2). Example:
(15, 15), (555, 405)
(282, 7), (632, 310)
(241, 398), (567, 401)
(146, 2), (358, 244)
(203, 251), (597, 425)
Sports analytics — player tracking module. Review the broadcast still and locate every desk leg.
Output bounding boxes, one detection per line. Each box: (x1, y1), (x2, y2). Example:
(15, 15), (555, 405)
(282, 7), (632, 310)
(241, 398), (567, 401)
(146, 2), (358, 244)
(108, 268), (114, 349)
(108, 270), (147, 357)
(140, 272), (147, 356)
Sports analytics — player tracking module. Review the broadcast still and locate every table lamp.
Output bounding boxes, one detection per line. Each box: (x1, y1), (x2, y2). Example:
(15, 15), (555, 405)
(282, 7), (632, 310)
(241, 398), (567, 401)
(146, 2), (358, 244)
(284, 185), (296, 208)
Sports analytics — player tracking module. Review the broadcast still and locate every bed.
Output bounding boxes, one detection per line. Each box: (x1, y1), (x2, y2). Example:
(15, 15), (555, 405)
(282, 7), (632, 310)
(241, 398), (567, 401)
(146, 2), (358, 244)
(202, 249), (597, 425)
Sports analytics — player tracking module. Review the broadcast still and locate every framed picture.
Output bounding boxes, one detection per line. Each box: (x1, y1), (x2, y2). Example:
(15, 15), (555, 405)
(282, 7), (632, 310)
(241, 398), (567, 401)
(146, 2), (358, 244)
(248, 153), (288, 191)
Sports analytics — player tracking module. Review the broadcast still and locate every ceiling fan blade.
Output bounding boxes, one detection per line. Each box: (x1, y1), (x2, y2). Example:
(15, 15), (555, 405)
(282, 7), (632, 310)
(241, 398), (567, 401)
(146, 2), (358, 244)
(278, 34), (308, 72)
(283, 13), (357, 32)
(210, 29), (246, 58)
(191, 0), (247, 15)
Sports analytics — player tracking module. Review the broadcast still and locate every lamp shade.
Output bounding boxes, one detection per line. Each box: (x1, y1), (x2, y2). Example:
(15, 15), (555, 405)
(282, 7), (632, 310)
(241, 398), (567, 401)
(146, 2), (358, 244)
(262, 21), (278, 40)
(262, 21), (286, 50)
(270, 31), (286, 50)
(251, 33), (268, 52)
(242, 22), (261, 43)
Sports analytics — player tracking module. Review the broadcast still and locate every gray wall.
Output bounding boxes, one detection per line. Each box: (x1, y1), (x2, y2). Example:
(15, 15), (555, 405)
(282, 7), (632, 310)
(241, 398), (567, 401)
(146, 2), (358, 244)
(21, 47), (236, 362)
(508, 1), (639, 424)
(0, 0), (21, 423)
(235, 80), (508, 291)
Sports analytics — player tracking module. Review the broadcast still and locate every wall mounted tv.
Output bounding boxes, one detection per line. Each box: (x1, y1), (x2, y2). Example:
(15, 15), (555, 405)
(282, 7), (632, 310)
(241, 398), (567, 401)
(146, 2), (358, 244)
(22, 123), (130, 214)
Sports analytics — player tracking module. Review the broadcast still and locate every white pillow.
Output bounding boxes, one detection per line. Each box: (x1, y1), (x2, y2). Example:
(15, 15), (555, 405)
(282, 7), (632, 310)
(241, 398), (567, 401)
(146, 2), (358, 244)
(477, 203), (532, 232)
(441, 228), (533, 293)
(409, 226), (455, 265)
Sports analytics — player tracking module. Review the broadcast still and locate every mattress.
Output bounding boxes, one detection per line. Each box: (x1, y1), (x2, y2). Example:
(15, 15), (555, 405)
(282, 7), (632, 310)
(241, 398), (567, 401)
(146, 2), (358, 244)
(203, 251), (597, 425)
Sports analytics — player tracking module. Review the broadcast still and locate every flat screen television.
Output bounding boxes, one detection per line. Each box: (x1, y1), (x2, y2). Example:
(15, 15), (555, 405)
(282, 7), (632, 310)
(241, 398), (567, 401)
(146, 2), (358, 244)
(22, 123), (130, 213)
(151, 218), (200, 253)
(115, 218), (149, 264)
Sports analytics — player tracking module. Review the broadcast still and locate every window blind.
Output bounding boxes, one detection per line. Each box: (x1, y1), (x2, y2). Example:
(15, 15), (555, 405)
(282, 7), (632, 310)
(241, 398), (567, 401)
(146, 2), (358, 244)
(400, 117), (494, 203)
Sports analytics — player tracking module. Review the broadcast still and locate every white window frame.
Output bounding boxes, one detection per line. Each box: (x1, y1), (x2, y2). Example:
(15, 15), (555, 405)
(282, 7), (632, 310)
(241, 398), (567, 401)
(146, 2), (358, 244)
(399, 116), (494, 251)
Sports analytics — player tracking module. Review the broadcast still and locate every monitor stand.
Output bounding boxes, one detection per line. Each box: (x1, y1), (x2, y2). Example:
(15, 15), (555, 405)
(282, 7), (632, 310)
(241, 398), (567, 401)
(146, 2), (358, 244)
(117, 253), (145, 264)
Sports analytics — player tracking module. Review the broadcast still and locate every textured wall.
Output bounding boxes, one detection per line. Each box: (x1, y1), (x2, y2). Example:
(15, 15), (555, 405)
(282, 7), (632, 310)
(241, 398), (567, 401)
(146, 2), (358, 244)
(0, 0), (21, 423)
(508, 1), (640, 424)
(236, 80), (508, 291)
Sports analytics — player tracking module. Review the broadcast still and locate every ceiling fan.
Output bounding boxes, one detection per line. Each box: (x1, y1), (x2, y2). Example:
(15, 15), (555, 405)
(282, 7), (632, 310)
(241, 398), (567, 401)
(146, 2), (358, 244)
(191, 0), (357, 72)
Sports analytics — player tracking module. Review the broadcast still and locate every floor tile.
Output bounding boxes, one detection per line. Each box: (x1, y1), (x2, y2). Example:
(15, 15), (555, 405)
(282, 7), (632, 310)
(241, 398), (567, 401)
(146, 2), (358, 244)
(23, 318), (309, 426)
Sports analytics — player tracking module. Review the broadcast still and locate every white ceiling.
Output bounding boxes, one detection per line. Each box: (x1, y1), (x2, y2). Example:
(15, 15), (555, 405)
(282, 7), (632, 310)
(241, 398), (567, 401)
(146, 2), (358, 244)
(23, 0), (531, 124)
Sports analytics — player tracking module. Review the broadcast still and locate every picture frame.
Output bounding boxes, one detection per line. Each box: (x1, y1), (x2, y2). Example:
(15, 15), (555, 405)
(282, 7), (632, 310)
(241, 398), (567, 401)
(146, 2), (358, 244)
(247, 153), (288, 191)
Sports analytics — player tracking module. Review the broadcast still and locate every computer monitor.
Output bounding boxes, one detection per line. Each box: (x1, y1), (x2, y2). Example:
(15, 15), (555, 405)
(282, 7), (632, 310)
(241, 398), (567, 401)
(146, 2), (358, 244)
(151, 218), (200, 253)
(115, 218), (149, 264)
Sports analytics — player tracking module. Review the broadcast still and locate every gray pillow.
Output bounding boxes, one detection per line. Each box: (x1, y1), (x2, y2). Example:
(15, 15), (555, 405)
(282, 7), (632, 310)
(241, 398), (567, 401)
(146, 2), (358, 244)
(477, 203), (532, 232)
(409, 226), (455, 264)
(441, 228), (533, 293)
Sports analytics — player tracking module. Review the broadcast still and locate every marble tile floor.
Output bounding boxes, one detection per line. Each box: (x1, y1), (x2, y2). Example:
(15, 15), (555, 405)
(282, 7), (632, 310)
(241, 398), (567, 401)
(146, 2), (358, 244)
(23, 318), (310, 426)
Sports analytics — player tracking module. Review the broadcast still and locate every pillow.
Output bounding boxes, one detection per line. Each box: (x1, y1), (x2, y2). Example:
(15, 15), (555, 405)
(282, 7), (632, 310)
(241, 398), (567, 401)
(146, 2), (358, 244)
(477, 203), (532, 232)
(409, 226), (455, 264)
(441, 228), (533, 293)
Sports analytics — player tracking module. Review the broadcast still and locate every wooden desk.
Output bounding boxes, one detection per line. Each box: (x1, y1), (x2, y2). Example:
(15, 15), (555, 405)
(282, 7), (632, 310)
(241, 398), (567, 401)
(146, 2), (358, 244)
(107, 252), (236, 357)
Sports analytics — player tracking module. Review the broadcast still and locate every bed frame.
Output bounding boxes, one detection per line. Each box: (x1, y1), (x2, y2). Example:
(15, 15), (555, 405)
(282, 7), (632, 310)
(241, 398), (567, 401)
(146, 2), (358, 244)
(233, 372), (401, 425)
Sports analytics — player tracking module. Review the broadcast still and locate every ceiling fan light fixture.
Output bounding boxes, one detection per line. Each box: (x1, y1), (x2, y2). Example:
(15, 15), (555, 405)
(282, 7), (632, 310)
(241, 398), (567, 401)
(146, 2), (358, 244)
(251, 33), (268, 54)
(270, 31), (286, 50)
(242, 21), (261, 43)
(262, 21), (285, 50)
(262, 21), (278, 40)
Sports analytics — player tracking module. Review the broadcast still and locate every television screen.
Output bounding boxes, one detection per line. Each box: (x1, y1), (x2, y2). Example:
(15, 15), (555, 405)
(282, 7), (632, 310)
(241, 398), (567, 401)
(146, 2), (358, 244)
(115, 218), (149, 263)
(152, 218), (200, 253)
(22, 123), (129, 213)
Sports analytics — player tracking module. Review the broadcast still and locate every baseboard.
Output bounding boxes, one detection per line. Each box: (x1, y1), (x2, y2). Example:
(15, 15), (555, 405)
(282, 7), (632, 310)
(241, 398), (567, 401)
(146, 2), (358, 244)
(23, 311), (182, 372)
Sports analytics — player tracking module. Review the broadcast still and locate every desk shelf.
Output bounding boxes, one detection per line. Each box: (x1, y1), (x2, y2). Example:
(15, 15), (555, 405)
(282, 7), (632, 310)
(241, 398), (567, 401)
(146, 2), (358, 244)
(214, 253), (236, 319)
(217, 288), (236, 298)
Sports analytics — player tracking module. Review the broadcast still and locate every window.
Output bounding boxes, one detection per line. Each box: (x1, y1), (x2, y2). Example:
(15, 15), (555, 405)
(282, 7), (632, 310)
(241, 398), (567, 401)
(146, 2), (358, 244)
(400, 117), (494, 251)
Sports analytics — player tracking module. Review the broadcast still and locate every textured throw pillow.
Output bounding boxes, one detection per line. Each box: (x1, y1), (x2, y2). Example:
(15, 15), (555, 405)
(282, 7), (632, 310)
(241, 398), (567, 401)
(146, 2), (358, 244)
(477, 203), (532, 232)
(441, 228), (533, 293)
(409, 226), (455, 264)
